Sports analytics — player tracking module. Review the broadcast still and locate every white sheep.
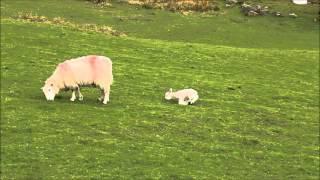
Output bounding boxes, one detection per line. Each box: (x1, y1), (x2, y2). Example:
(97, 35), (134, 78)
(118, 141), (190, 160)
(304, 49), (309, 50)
(165, 88), (199, 105)
(41, 55), (113, 104)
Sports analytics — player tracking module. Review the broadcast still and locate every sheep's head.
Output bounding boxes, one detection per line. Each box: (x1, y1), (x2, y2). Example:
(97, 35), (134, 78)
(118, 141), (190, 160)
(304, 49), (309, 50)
(165, 88), (174, 100)
(41, 80), (59, 101)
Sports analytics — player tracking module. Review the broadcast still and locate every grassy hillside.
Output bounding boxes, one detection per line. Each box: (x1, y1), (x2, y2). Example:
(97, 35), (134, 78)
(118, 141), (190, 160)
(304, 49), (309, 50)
(1, 0), (319, 179)
(1, 0), (319, 49)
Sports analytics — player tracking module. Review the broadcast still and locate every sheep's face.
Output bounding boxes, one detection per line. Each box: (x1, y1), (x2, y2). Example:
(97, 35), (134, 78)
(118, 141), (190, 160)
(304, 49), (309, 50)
(41, 81), (59, 101)
(165, 88), (174, 100)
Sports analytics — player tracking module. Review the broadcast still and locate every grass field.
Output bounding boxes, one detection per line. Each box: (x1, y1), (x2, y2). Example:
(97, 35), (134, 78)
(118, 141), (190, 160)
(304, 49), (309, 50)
(1, 0), (319, 179)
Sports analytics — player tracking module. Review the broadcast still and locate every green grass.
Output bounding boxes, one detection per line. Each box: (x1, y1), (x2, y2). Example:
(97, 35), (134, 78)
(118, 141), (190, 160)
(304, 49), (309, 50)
(1, 0), (319, 49)
(1, 0), (319, 179)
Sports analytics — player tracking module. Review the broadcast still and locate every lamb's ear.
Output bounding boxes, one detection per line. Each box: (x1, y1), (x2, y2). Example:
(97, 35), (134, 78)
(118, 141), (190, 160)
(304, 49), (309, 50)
(169, 88), (172, 92)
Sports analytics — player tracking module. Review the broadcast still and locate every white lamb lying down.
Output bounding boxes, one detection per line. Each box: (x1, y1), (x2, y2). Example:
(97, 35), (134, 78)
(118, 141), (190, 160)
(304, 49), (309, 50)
(165, 88), (199, 105)
(41, 55), (113, 104)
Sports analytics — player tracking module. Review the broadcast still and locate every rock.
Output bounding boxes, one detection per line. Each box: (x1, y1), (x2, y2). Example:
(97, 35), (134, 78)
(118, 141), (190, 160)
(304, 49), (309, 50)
(241, 3), (270, 16)
(273, 12), (283, 17)
(292, 0), (307, 5)
(247, 10), (259, 16)
(241, 3), (252, 14)
(261, 6), (269, 14)
(253, 5), (262, 13)
(255, 5), (262, 10)
(181, 11), (192, 16)
(226, 0), (238, 4)
(241, 3), (251, 8)
(289, 13), (298, 18)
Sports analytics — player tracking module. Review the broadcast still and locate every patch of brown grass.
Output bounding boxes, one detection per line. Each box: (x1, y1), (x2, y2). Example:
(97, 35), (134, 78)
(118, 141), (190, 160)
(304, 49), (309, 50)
(15, 12), (126, 37)
(127, 0), (218, 12)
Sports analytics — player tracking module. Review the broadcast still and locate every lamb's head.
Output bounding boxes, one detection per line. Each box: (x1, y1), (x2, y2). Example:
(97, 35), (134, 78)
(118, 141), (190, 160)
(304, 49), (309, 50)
(41, 80), (60, 101)
(165, 88), (174, 100)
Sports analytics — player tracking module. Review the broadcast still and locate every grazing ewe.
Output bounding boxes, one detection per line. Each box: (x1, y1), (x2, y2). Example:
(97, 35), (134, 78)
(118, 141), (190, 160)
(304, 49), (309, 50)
(41, 55), (113, 104)
(165, 88), (199, 105)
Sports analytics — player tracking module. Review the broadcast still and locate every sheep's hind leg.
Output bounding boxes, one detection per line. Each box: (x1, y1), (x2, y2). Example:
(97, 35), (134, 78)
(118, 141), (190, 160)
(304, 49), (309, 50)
(70, 90), (76, 101)
(98, 89), (104, 102)
(102, 86), (110, 104)
(77, 87), (83, 101)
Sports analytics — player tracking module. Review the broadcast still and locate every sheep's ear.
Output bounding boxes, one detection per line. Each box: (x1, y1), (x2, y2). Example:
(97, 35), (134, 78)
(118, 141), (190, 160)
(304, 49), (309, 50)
(169, 88), (172, 92)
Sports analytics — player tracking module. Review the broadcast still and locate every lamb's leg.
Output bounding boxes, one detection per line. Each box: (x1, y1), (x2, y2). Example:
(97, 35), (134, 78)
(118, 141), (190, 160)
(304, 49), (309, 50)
(102, 86), (110, 104)
(178, 99), (188, 105)
(77, 87), (83, 101)
(98, 89), (104, 102)
(70, 90), (76, 101)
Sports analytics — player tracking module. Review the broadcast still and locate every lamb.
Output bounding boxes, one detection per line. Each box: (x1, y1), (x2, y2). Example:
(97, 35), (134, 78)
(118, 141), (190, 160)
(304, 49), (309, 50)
(165, 88), (199, 105)
(41, 55), (113, 104)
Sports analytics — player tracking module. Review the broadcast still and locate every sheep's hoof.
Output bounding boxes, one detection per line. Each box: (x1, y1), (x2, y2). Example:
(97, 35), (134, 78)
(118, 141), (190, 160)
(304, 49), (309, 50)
(79, 96), (83, 101)
(98, 97), (103, 101)
(102, 101), (108, 105)
(70, 98), (76, 102)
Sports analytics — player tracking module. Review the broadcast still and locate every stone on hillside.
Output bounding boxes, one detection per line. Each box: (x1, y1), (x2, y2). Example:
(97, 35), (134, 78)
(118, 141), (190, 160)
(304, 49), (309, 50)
(241, 3), (269, 16)
(252, 5), (261, 13)
(289, 13), (298, 18)
(241, 3), (251, 8)
(273, 12), (283, 17)
(292, 0), (308, 5)
(182, 11), (192, 16)
(247, 10), (259, 16)
(226, 0), (238, 4)
(255, 5), (262, 10)
(241, 3), (252, 14)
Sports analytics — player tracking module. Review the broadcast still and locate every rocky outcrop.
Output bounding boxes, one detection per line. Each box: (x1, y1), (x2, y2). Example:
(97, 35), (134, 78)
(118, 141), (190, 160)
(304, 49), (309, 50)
(241, 3), (269, 16)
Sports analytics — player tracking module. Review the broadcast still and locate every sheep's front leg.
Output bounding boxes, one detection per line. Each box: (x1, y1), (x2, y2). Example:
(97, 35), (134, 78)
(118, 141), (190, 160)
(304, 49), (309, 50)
(178, 98), (188, 105)
(77, 87), (83, 101)
(70, 90), (76, 101)
(103, 86), (110, 104)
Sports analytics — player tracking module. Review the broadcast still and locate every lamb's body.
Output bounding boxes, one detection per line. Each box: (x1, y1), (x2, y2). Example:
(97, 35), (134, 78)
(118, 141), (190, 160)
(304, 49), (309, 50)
(165, 88), (199, 105)
(43, 55), (113, 104)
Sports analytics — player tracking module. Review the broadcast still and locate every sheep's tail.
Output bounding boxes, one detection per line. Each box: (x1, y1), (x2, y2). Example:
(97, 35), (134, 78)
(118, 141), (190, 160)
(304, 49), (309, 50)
(105, 56), (113, 85)
(110, 74), (113, 85)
